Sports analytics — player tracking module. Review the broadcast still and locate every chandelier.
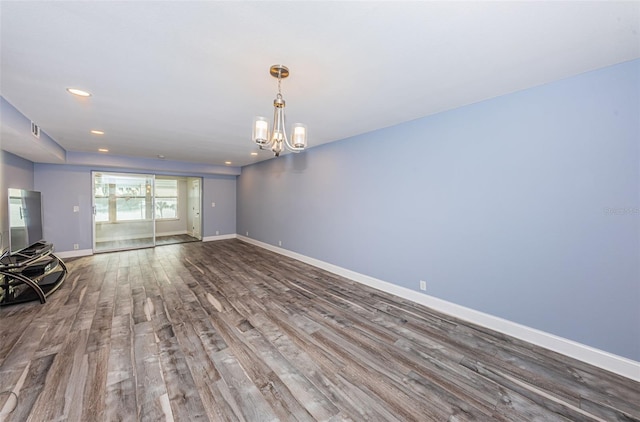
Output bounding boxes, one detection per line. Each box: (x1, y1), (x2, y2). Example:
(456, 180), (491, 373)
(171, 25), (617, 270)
(252, 65), (307, 157)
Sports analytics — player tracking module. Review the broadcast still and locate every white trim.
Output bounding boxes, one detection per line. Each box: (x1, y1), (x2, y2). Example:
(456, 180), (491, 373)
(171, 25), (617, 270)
(237, 235), (640, 382)
(202, 234), (237, 242)
(55, 249), (93, 259)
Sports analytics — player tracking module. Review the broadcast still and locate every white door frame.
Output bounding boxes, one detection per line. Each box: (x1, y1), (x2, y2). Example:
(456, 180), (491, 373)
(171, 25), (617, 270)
(188, 177), (203, 240)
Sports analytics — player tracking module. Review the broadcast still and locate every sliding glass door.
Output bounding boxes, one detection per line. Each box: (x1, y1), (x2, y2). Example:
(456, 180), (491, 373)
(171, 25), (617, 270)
(92, 172), (155, 252)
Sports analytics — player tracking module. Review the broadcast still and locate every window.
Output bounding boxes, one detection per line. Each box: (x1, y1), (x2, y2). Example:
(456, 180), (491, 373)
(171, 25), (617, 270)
(113, 183), (148, 221)
(155, 179), (178, 219)
(94, 197), (109, 222)
(93, 175), (153, 222)
(94, 182), (109, 222)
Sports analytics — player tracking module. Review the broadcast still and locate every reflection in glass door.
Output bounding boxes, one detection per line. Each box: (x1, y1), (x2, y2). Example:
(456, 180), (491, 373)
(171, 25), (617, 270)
(93, 172), (155, 252)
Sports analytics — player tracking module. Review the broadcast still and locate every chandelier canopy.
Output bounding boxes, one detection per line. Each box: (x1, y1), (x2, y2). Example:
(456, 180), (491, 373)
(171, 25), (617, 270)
(252, 65), (307, 157)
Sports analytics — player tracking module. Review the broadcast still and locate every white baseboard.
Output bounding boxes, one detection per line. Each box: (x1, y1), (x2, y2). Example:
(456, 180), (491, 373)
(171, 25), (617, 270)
(237, 235), (640, 382)
(55, 249), (93, 259)
(202, 233), (237, 242)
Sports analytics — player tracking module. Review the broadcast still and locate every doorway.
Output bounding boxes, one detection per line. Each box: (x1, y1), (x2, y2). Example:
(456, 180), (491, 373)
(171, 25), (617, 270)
(188, 177), (202, 240)
(92, 172), (202, 252)
(154, 176), (202, 246)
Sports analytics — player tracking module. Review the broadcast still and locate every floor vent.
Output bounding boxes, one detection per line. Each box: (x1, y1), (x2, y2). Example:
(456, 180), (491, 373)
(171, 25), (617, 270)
(31, 121), (40, 138)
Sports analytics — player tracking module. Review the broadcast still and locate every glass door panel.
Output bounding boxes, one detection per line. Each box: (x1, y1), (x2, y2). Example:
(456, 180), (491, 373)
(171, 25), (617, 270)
(93, 172), (155, 252)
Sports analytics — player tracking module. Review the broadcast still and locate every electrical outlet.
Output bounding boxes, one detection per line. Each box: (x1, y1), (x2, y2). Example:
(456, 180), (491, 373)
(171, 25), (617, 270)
(419, 280), (427, 291)
(278, 240), (282, 246)
(246, 231), (249, 236)
(215, 230), (219, 235)
(73, 243), (79, 250)
(73, 205), (79, 213)
(211, 202), (216, 207)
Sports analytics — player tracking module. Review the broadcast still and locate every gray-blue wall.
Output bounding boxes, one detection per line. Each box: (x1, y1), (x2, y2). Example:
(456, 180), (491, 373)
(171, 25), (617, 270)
(1, 150), (35, 253)
(34, 164), (236, 252)
(237, 60), (640, 360)
(202, 175), (236, 238)
(1, 150), (34, 190)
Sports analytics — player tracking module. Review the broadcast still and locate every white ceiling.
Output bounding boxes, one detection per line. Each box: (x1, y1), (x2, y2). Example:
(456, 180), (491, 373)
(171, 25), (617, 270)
(1, 1), (639, 168)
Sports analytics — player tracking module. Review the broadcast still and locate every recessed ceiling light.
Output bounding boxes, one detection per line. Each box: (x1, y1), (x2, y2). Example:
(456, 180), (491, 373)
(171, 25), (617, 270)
(225, 161), (232, 165)
(66, 88), (92, 97)
(98, 148), (109, 152)
(250, 152), (258, 156)
(90, 130), (104, 135)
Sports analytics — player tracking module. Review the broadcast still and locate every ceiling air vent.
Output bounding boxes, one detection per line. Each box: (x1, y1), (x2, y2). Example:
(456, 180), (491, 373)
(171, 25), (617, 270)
(31, 121), (40, 139)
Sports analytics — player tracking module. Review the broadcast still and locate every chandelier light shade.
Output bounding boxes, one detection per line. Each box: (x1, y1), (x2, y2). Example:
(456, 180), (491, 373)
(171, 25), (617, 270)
(252, 65), (307, 157)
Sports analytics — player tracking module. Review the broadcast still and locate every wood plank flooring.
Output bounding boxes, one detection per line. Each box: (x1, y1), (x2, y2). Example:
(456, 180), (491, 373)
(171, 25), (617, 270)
(0, 239), (638, 421)
(155, 234), (200, 246)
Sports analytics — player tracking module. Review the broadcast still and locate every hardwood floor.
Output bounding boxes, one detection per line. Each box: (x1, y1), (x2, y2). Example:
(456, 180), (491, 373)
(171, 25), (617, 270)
(0, 239), (638, 421)
(155, 234), (200, 246)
